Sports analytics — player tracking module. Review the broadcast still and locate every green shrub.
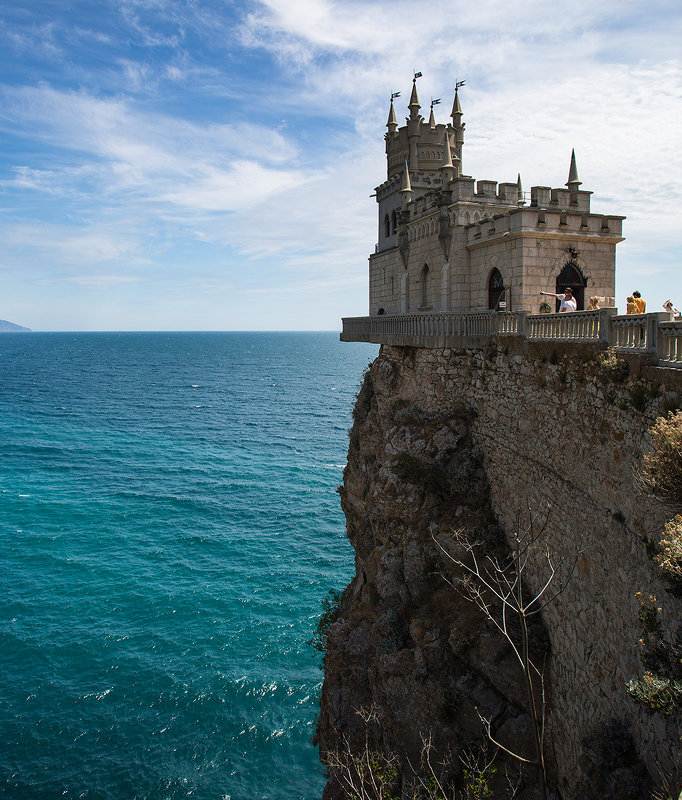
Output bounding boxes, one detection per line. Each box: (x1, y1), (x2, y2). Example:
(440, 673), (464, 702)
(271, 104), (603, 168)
(309, 589), (343, 657)
(598, 349), (629, 383)
(628, 381), (659, 413)
(626, 672), (682, 715)
(626, 593), (682, 714)
(654, 515), (682, 595)
(642, 411), (682, 505)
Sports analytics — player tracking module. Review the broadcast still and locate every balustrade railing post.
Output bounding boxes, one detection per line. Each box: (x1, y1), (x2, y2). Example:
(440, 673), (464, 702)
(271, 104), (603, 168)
(600, 308), (618, 345)
(647, 312), (668, 354)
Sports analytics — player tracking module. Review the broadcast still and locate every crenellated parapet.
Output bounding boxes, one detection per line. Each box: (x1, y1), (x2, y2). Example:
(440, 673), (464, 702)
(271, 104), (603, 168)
(464, 207), (624, 246)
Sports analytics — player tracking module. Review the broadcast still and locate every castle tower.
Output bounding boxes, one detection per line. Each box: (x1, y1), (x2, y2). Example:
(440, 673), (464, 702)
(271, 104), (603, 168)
(367, 79), (623, 319)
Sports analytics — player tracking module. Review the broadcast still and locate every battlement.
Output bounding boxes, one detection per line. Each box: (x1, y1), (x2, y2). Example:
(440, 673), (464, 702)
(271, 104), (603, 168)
(465, 207), (624, 247)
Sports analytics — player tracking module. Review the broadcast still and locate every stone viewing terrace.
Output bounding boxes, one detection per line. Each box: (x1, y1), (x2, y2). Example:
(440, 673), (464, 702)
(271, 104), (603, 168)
(340, 310), (682, 369)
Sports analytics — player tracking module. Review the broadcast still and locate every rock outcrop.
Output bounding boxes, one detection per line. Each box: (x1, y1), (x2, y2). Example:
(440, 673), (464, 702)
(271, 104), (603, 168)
(318, 343), (682, 799)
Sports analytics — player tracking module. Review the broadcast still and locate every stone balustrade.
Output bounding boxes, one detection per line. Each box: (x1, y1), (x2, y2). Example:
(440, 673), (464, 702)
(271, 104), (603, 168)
(341, 309), (682, 368)
(658, 321), (682, 367)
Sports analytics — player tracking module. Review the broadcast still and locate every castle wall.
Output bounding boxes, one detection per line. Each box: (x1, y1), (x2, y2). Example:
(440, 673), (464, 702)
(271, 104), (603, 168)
(369, 202), (621, 316)
(368, 249), (401, 315)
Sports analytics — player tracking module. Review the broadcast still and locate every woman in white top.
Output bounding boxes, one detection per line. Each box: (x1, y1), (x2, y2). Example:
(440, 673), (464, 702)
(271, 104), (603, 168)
(540, 287), (577, 312)
(663, 300), (680, 321)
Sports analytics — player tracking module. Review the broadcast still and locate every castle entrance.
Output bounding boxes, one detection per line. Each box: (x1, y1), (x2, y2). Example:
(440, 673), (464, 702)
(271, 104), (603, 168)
(488, 268), (507, 311)
(555, 261), (587, 310)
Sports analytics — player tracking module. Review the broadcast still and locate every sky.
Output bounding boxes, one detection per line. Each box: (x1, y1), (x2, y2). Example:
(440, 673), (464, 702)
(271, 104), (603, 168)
(0, 0), (680, 331)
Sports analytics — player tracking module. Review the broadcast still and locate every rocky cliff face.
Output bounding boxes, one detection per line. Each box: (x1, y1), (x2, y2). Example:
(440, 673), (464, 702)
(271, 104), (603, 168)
(318, 343), (682, 799)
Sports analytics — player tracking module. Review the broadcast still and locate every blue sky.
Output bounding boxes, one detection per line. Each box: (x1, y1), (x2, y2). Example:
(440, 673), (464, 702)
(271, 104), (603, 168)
(0, 0), (680, 331)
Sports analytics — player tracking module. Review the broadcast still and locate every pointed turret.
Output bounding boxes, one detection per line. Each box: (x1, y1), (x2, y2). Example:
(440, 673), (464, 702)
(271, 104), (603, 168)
(400, 160), (413, 208)
(450, 84), (465, 170)
(386, 98), (398, 135)
(408, 76), (421, 120)
(441, 132), (453, 169)
(566, 149), (581, 189)
(428, 105), (436, 129)
(517, 173), (524, 204)
(440, 130), (455, 184)
(450, 87), (463, 126)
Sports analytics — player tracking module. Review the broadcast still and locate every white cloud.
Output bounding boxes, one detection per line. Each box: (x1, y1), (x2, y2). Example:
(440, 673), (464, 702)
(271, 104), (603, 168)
(0, 84), (311, 214)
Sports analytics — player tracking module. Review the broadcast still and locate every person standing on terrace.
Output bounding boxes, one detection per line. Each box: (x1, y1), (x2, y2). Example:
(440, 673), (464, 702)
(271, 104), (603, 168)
(632, 290), (646, 313)
(541, 287), (577, 312)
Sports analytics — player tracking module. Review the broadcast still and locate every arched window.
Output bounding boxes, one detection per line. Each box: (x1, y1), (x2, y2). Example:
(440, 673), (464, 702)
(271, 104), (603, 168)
(420, 264), (430, 308)
(488, 268), (505, 310)
(391, 210), (397, 234)
(384, 214), (390, 238)
(556, 260), (587, 310)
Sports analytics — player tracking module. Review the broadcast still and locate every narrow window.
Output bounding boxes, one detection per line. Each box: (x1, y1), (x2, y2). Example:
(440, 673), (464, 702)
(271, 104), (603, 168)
(420, 264), (430, 308)
(488, 268), (505, 310)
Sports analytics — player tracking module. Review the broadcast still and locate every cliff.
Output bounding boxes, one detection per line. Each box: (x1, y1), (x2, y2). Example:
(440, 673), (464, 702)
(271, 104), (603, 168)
(318, 342), (682, 799)
(0, 319), (31, 332)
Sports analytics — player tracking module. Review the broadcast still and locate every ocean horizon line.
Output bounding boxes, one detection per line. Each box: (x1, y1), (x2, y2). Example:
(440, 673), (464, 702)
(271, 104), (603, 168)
(1, 328), (346, 334)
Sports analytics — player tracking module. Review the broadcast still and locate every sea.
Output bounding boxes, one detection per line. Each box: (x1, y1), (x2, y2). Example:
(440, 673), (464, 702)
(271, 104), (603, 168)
(0, 332), (378, 800)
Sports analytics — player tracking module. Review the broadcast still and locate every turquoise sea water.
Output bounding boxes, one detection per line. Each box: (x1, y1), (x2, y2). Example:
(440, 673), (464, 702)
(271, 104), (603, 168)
(0, 332), (377, 800)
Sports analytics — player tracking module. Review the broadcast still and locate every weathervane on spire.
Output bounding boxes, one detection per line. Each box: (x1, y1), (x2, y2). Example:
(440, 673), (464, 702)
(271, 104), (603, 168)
(390, 91), (401, 101)
(455, 80), (466, 91)
(413, 71), (422, 81)
(430, 98), (441, 109)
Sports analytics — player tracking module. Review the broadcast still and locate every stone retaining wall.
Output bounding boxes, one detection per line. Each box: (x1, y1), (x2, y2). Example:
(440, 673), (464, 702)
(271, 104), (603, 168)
(380, 342), (682, 791)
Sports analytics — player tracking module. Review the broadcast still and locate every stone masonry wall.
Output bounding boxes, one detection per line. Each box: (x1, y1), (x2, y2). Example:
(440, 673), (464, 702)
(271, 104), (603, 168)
(378, 342), (682, 791)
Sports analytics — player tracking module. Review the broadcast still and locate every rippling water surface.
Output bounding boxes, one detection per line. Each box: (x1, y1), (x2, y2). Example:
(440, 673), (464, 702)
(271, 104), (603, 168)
(0, 332), (377, 800)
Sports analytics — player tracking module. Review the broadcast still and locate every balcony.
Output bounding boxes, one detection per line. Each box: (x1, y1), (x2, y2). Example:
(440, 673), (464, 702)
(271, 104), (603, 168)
(340, 310), (682, 368)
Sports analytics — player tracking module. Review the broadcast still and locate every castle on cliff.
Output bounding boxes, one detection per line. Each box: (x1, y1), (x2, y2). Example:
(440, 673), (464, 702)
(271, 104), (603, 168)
(369, 77), (624, 315)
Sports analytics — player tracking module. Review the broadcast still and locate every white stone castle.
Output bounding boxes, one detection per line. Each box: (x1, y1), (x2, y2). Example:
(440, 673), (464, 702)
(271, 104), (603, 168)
(368, 76), (623, 316)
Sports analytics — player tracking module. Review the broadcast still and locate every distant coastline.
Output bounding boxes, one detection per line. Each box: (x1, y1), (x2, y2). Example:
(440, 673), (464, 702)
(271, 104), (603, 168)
(0, 319), (31, 332)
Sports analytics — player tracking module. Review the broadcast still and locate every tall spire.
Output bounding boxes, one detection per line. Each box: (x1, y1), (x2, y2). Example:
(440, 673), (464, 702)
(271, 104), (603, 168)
(440, 130), (455, 184)
(566, 149), (581, 189)
(429, 98), (441, 130)
(428, 105), (436, 129)
(440, 131), (453, 168)
(408, 73), (421, 120)
(400, 159), (413, 207)
(450, 86), (463, 126)
(386, 97), (398, 135)
(517, 173), (524, 204)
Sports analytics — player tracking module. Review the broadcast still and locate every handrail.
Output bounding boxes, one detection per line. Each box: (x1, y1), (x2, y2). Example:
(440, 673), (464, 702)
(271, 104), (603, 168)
(340, 310), (682, 368)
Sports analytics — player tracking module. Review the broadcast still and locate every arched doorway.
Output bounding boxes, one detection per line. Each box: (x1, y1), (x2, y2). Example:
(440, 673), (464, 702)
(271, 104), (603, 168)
(555, 260), (587, 310)
(488, 268), (506, 310)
